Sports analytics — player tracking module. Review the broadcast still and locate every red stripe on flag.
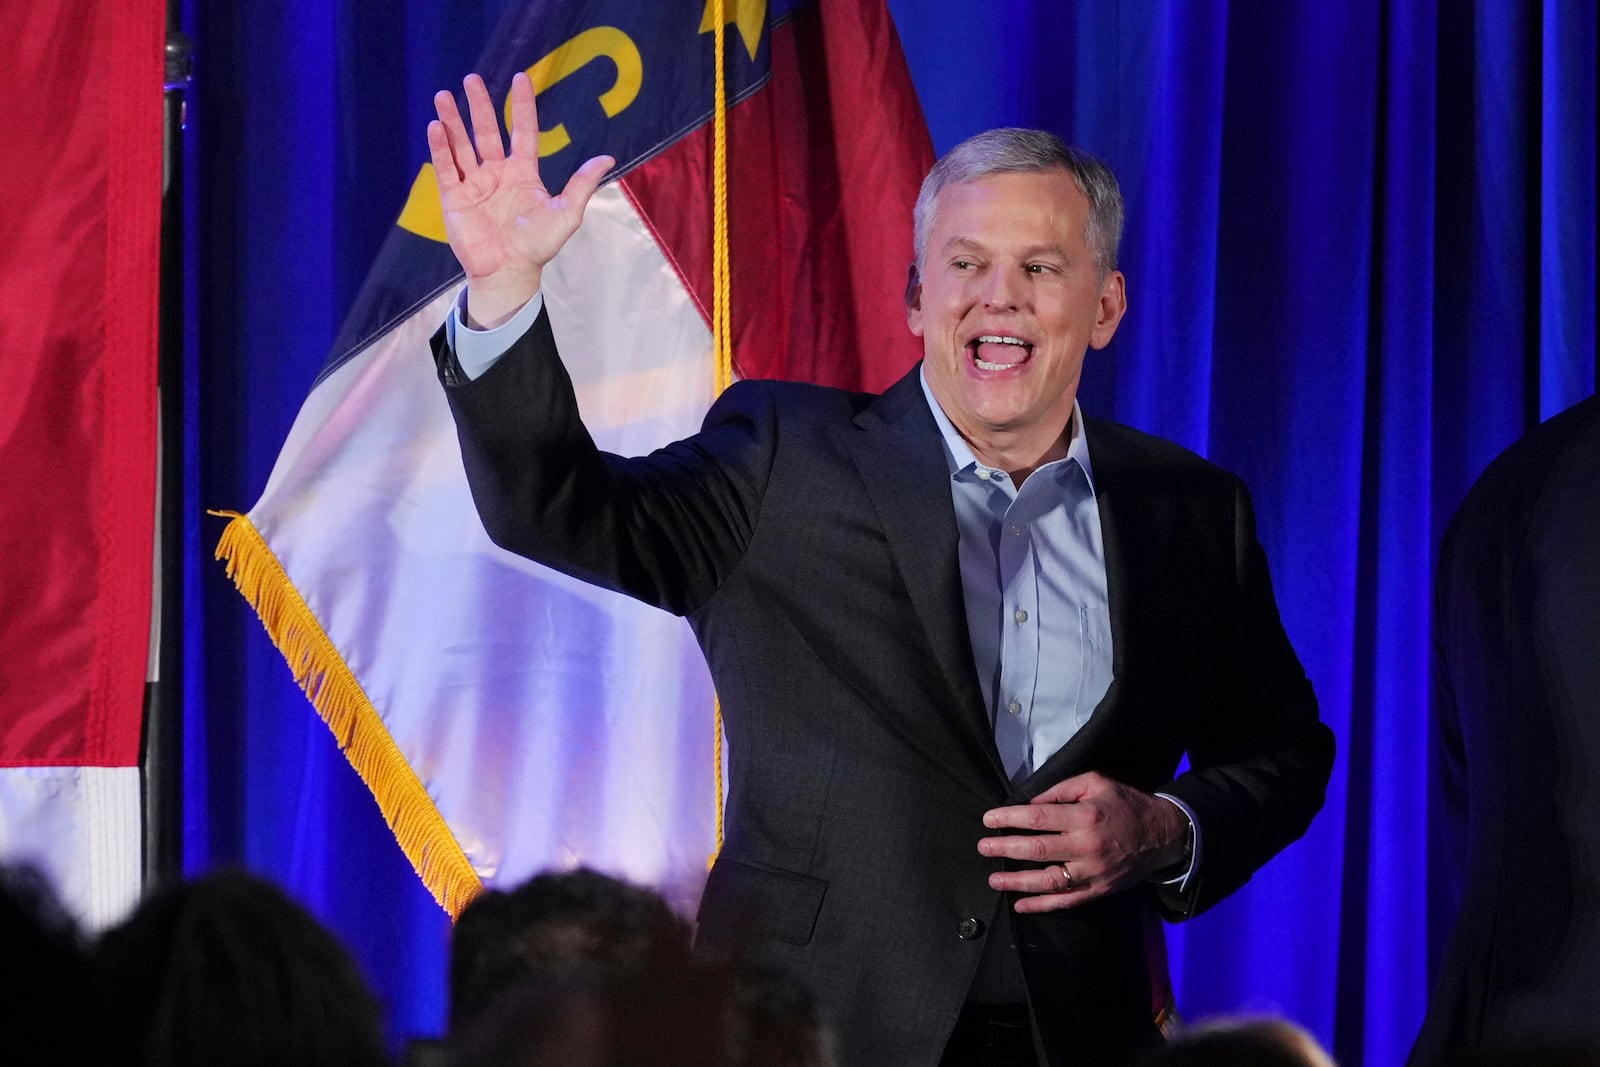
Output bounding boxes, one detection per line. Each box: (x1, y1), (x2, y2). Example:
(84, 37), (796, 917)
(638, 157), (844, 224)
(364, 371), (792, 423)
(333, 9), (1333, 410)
(622, 0), (934, 394)
(0, 1), (163, 767)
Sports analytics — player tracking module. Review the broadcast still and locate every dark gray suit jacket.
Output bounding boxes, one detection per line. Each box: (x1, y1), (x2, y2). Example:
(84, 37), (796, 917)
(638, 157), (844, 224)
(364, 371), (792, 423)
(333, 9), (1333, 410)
(436, 309), (1333, 1066)
(1410, 395), (1600, 1064)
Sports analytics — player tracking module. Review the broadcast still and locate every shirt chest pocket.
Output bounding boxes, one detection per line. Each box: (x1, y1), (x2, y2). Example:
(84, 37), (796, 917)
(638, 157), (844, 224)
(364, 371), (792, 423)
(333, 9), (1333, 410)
(1076, 603), (1114, 717)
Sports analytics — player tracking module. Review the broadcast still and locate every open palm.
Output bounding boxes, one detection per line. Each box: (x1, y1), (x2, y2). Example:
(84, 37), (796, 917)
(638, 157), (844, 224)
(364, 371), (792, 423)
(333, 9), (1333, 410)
(428, 72), (613, 323)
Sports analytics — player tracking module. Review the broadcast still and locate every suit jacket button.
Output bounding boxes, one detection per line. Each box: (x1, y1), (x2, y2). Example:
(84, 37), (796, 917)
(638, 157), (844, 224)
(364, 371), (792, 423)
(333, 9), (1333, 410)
(957, 917), (984, 940)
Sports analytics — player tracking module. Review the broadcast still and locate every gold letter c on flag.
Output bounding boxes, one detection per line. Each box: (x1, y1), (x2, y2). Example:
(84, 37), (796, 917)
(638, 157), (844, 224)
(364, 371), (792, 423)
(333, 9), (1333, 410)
(397, 27), (642, 242)
(510, 27), (643, 158)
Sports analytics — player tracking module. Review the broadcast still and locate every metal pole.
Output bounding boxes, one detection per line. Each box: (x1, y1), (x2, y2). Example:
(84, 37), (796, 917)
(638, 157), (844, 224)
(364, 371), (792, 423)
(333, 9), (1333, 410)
(142, 7), (193, 888)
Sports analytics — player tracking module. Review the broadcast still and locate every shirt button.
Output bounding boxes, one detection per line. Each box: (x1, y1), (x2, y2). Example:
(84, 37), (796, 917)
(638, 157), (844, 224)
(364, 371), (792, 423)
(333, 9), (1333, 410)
(957, 917), (984, 940)
(1007, 700), (1022, 716)
(976, 469), (991, 480)
(1014, 608), (1028, 624)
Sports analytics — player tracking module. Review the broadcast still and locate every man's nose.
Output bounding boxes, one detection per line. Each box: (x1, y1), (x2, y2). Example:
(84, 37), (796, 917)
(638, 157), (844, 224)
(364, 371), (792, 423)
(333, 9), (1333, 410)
(982, 267), (1022, 310)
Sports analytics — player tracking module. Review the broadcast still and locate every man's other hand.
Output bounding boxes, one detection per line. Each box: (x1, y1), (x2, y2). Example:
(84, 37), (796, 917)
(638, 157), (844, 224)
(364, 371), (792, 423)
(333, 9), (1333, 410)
(977, 771), (1188, 913)
(427, 71), (614, 328)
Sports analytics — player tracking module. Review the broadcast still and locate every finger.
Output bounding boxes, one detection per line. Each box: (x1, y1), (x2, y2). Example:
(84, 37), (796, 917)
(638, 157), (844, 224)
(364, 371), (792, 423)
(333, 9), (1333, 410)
(433, 85), (463, 128)
(1030, 772), (1101, 805)
(978, 828), (1084, 862)
(989, 866), (1102, 914)
(464, 73), (505, 163)
(1014, 888), (1100, 914)
(433, 89), (477, 179)
(507, 72), (540, 161)
(426, 120), (463, 194)
(983, 801), (1079, 832)
(553, 153), (617, 216)
(989, 863), (1086, 896)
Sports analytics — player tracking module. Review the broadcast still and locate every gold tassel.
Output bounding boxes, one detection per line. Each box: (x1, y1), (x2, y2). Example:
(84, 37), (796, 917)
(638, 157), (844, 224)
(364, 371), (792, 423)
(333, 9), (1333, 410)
(212, 510), (484, 918)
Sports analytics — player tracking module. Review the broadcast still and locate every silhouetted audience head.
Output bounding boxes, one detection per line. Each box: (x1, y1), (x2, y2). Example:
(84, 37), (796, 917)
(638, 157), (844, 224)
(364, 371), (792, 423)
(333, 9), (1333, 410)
(452, 954), (835, 1067)
(91, 868), (389, 1067)
(449, 866), (692, 1031)
(0, 864), (108, 1065)
(1141, 1016), (1336, 1067)
(453, 970), (710, 1067)
(448, 867), (834, 1066)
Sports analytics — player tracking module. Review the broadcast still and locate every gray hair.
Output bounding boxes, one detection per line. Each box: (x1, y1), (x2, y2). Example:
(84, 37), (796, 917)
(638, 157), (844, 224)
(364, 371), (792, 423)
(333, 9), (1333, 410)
(912, 128), (1124, 281)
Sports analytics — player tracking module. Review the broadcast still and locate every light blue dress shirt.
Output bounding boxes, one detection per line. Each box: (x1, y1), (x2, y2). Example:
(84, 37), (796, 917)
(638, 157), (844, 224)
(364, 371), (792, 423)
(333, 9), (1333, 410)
(916, 369), (1112, 783)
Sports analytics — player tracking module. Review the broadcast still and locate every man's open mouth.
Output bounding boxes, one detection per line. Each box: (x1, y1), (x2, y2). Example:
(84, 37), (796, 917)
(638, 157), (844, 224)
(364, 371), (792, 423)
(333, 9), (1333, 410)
(968, 334), (1033, 371)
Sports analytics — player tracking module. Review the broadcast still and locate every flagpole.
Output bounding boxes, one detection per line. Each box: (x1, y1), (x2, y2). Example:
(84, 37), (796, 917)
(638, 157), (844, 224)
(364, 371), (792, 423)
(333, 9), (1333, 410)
(142, 5), (192, 888)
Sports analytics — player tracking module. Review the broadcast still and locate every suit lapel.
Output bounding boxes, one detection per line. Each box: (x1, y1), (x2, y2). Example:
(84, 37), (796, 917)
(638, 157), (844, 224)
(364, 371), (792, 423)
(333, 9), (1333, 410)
(838, 368), (1008, 784)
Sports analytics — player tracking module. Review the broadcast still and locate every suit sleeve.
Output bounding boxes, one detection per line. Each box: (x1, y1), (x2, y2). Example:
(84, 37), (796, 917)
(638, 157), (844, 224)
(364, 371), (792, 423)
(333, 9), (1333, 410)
(1432, 564), (1469, 914)
(1155, 478), (1335, 919)
(432, 306), (774, 617)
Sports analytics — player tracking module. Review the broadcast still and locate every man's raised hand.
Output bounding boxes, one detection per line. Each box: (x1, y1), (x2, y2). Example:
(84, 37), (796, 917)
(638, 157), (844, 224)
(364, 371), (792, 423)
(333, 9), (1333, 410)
(427, 71), (614, 328)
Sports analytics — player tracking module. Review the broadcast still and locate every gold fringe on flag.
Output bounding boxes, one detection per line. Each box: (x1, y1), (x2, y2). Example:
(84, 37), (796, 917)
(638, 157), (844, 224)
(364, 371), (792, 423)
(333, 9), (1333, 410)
(212, 510), (484, 918)
(707, 0), (733, 869)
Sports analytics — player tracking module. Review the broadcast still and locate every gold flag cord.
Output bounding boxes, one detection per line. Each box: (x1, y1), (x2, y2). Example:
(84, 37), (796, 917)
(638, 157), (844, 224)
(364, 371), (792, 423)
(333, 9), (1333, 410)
(211, 510), (484, 918)
(708, 0), (732, 868)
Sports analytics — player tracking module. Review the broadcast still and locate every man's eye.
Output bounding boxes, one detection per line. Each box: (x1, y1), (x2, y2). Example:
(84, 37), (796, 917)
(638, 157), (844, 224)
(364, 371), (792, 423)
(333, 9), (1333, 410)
(952, 259), (974, 271)
(1026, 263), (1052, 275)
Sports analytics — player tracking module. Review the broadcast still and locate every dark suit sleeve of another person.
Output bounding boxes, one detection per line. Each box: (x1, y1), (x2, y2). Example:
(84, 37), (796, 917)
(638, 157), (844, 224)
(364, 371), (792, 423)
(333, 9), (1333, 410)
(431, 305), (774, 617)
(1409, 394), (1600, 1063)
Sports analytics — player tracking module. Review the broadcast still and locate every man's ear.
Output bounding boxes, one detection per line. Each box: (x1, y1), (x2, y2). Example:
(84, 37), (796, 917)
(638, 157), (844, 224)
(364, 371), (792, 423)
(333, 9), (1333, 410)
(905, 263), (924, 335)
(1089, 270), (1127, 350)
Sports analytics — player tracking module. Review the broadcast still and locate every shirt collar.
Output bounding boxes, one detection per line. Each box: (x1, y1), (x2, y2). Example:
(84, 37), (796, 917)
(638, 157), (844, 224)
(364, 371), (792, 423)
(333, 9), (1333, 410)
(917, 364), (1096, 492)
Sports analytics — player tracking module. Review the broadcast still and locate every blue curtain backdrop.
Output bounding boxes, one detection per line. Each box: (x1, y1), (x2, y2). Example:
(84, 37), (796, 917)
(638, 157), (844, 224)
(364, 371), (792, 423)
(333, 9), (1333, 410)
(182, 1), (1597, 1063)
